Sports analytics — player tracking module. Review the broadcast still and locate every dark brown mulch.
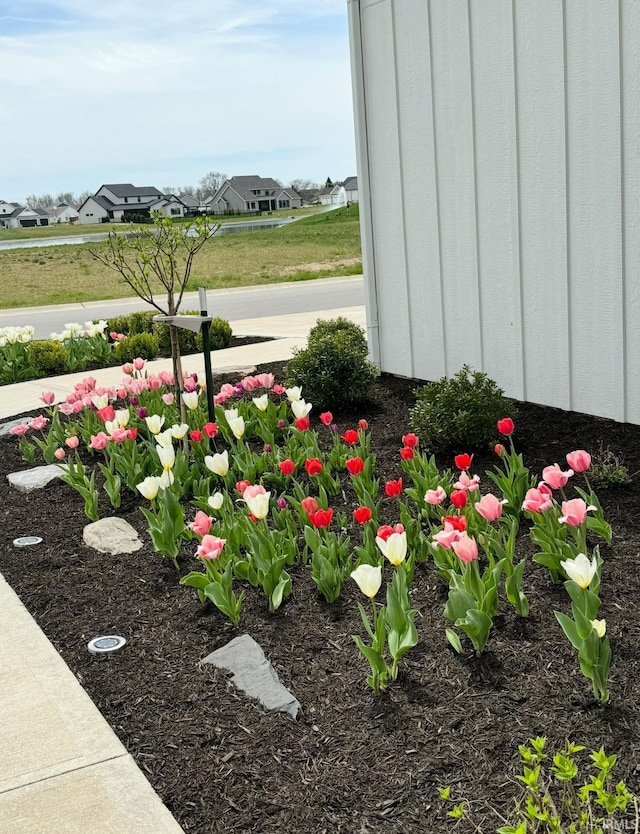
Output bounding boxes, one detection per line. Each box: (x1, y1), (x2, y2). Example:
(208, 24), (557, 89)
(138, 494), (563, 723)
(1, 364), (640, 833)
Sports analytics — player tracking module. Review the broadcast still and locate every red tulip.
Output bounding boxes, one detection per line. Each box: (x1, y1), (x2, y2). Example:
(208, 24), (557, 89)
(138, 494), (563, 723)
(309, 508), (333, 528)
(203, 422), (218, 438)
(305, 458), (323, 476)
(494, 443), (506, 457)
(497, 417), (515, 436)
(295, 416), (310, 431)
(454, 453), (473, 470)
(353, 506), (372, 524)
(342, 429), (359, 445)
(189, 430), (203, 443)
(443, 515), (467, 531)
(450, 490), (468, 508)
(279, 459), (295, 476)
(345, 457), (364, 476)
(402, 433), (418, 448)
(320, 412), (333, 425)
(97, 405), (116, 423)
(399, 447), (414, 460)
(385, 478), (403, 497)
(236, 480), (251, 494)
(376, 523), (404, 542)
(358, 419), (369, 431)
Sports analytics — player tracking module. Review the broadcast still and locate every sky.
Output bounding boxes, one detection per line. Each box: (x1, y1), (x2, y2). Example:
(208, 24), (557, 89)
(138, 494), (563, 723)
(0, 0), (357, 201)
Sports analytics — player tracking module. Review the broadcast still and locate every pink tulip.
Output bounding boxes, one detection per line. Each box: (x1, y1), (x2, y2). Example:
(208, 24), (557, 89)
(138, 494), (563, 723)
(256, 373), (275, 388)
(82, 376), (97, 390)
(72, 401), (84, 414)
(89, 432), (109, 450)
(432, 522), (462, 550)
(454, 471), (481, 492)
(189, 511), (213, 537)
(133, 358), (145, 371)
(148, 378), (162, 391)
(566, 450), (591, 473)
(542, 463), (574, 490)
(452, 533), (478, 563)
(424, 486), (447, 505)
(65, 436), (80, 449)
(41, 391), (55, 405)
(197, 535), (226, 560)
(28, 416), (49, 431)
(54, 448), (66, 460)
(59, 403), (75, 416)
(559, 498), (596, 526)
(9, 424), (30, 436)
(162, 393), (175, 405)
(475, 493), (505, 522)
(522, 483), (553, 513)
(273, 384), (285, 395)
(110, 428), (129, 443)
(121, 363), (134, 375)
(117, 388), (128, 400)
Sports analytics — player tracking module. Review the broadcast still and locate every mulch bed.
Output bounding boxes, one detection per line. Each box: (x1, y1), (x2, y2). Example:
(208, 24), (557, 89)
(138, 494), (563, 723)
(1, 363), (640, 833)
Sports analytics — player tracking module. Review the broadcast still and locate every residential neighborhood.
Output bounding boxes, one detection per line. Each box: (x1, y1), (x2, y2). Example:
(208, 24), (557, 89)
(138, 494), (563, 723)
(0, 175), (358, 229)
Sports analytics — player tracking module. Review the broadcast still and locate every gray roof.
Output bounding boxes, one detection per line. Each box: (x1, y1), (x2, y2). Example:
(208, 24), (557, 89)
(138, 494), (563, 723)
(343, 176), (358, 191)
(222, 176), (285, 201)
(179, 194), (199, 206)
(100, 183), (163, 198)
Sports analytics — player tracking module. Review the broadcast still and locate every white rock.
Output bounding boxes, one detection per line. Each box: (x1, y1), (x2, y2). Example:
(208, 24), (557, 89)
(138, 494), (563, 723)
(7, 465), (65, 494)
(83, 517), (143, 555)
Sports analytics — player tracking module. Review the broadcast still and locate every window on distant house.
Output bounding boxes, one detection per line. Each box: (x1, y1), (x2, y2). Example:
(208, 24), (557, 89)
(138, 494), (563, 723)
(124, 197), (128, 203)
(170, 208), (180, 215)
(278, 200), (290, 209)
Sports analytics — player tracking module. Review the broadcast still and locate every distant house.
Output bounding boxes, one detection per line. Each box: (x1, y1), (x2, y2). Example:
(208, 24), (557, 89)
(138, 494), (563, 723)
(179, 193), (209, 214)
(342, 177), (358, 203)
(77, 183), (186, 224)
(205, 176), (302, 215)
(0, 201), (52, 229)
(319, 183), (346, 206)
(298, 188), (320, 206)
(46, 202), (79, 223)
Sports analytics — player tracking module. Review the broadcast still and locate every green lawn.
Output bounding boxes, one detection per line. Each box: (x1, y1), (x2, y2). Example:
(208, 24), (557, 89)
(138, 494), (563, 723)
(0, 207), (362, 309)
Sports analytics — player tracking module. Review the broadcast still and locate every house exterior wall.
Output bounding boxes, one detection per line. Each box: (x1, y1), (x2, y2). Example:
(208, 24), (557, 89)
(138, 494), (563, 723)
(348, 0), (640, 424)
(78, 198), (109, 224)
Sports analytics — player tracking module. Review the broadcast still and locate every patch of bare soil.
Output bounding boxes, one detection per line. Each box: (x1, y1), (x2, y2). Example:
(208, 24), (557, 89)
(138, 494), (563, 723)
(278, 257), (362, 276)
(1, 364), (639, 833)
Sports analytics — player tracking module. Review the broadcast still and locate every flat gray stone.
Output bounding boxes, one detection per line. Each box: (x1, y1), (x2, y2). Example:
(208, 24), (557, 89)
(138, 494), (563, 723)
(215, 364), (257, 377)
(201, 634), (300, 718)
(83, 517), (143, 555)
(7, 465), (65, 493)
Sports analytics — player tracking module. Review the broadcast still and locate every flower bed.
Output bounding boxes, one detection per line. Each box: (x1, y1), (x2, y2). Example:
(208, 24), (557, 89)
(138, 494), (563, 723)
(1, 362), (639, 833)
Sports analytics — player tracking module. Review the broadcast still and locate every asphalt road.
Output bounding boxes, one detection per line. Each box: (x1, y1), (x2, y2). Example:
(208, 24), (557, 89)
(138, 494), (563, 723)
(0, 275), (365, 340)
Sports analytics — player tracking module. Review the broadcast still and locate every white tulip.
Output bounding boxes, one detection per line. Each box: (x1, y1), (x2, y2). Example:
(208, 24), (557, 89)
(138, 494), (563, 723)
(560, 553), (597, 589)
(225, 409), (245, 439)
(205, 450), (229, 476)
(158, 469), (175, 489)
(376, 531), (407, 566)
(252, 394), (269, 412)
(350, 564), (382, 599)
(182, 391), (200, 411)
(91, 393), (109, 410)
(114, 408), (130, 428)
(156, 444), (175, 470)
(145, 414), (165, 435)
(285, 386), (302, 402)
(155, 429), (174, 448)
(591, 619), (607, 638)
(136, 476), (160, 501)
(170, 423), (189, 439)
(208, 492), (225, 510)
(242, 487), (271, 520)
(291, 399), (312, 419)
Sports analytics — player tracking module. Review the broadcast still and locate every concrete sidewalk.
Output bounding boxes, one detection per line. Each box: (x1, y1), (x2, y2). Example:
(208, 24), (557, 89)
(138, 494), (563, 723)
(0, 305), (364, 832)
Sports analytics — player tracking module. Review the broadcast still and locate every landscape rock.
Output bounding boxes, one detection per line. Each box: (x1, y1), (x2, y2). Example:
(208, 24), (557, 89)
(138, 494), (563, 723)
(0, 419), (30, 439)
(7, 465), (65, 493)
(201, 634), (300, 718)
(215, 364), (257, 377)
(83, 517), (143, 555)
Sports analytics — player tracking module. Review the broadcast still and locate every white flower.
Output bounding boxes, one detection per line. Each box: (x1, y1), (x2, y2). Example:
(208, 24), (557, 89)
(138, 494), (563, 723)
(91, 393), (109, 410)
(560, 553), (598, 589)
(114, 408), (130, 428)
(136, 476), (160, 501)
(291, 399), (312, 419)
(252, 394), (269, 412)
(158, 469), (175, 489)
(144, 414), (165, 435)
(156, 444), (175, 471)
(205, 450), (229, 476)
(155, 429), (174, 448)
(170, 423), (189, 439)
(208, 492), (225, 510)
(242, 486), (271, 519)
(376, 531), (407, 566)
(182, 391), (200, 411)
(224, 409), (245, 439)
(591, 619), (607, 638)
(285, 386), (302, 402)
(350, 564), (382, 599)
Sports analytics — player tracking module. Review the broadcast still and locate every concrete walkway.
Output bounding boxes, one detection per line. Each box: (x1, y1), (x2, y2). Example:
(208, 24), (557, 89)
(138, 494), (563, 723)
(0, 306), (364, 832)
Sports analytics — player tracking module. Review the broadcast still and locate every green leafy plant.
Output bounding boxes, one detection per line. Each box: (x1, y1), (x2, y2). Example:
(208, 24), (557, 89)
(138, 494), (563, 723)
(441, 737), (637, 833)
(590, 446), (632, 490)
(285, 316), (378, 411)
(410, 365), (515, 452)
(27, 340), (70, 376)
(112, 332), (159, 363)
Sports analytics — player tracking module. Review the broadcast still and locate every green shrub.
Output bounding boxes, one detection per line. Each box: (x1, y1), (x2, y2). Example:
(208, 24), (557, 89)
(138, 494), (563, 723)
(208, 316), (233, 350)
(106, 314), (131, 336)
(590, 446), (632, 489)
(106, 310), (156, 337)
(410, 365), (515, 452)
(285, 317), (378, 411)
(153, 312), (232, 356)
(112, 332), (159, 363)
(27, 340), (70, 376)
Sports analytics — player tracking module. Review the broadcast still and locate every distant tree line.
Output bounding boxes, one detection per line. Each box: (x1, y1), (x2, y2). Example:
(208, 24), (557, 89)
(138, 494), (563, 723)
(23, 172), (321, 210)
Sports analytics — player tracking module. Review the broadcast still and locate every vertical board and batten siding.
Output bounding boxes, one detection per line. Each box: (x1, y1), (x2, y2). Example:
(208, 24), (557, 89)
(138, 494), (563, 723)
(348, 0), (640, 423)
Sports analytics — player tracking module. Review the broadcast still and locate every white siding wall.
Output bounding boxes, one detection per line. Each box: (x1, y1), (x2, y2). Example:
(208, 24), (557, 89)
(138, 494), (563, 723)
(78, 198), (109, 224)
(348, 0), (640, 423)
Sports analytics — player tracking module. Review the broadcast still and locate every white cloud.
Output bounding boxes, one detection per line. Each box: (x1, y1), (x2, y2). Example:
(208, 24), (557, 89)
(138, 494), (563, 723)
(0, 0), (356, 198)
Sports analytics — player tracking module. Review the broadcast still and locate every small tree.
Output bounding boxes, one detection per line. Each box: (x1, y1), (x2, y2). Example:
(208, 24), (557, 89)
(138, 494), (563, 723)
(90, 212), (218, 402)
